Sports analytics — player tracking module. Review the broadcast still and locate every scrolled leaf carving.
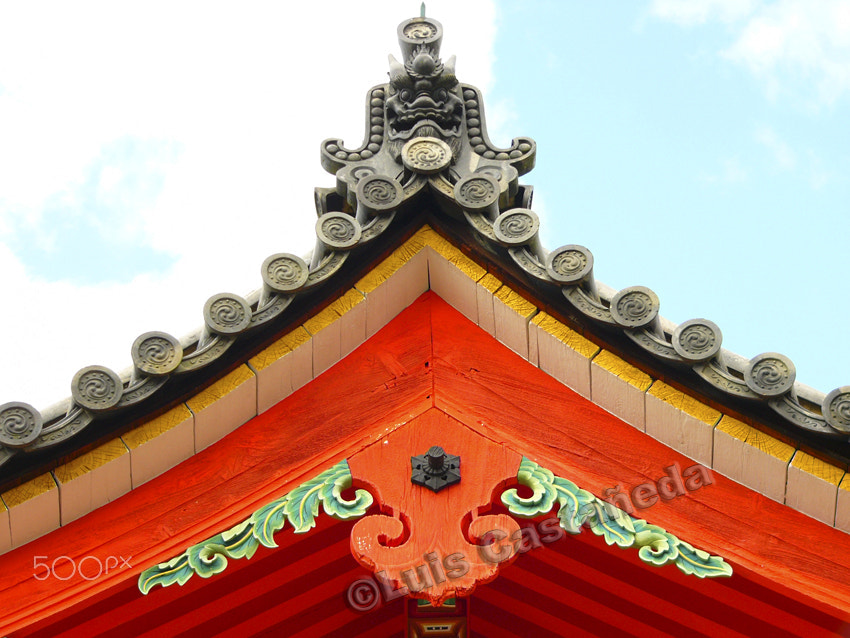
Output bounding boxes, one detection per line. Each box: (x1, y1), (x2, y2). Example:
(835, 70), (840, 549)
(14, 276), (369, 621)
(502, 458), (732, 578)
(138, 459), (372, 593)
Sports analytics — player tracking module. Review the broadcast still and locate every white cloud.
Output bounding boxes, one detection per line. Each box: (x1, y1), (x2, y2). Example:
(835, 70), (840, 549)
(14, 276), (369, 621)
(723, 0), (850, 106)
(755, 125), (796, 168)
(650, 0), (759, 26)
(699, 156), (748, 183)
(0, 1), (498, 409)
(652, 0), (850, 106)
(806, 149), (834, 188)
(723, 156), (749, 181)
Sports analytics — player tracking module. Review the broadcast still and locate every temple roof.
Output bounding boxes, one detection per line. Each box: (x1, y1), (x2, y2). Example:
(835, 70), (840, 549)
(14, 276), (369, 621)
(1, 13), (848, 492)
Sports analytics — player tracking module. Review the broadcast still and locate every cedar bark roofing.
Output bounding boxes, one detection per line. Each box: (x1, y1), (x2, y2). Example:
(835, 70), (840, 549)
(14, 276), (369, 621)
(3, 293), (849, 637)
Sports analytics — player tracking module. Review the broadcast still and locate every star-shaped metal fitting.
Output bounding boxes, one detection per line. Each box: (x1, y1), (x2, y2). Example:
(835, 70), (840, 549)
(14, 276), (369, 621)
(411, 445), (460, 493)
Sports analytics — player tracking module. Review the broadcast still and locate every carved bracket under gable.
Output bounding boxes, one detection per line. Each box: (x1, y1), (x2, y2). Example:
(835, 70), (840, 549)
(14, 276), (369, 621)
(138, 444), (730, 601)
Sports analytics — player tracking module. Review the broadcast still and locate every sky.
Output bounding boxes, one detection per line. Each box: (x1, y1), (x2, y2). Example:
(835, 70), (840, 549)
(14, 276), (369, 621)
(0, 0), (847, 411)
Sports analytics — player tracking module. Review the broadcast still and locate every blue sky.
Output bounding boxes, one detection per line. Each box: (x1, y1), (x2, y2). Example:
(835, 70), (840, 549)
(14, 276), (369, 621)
(0, 0), (847, 409)
(487, 1), (850, 392)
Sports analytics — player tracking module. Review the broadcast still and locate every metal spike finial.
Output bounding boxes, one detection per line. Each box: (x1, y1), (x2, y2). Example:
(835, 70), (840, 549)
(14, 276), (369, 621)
(421, 2), (426, 18)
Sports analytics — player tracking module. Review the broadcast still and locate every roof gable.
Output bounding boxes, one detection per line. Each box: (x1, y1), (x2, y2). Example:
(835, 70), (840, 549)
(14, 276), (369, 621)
(3, 289), (850, 635)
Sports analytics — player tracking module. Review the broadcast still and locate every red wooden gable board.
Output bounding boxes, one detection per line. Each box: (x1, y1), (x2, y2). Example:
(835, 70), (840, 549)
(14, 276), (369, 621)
(2, 292), (849, 636)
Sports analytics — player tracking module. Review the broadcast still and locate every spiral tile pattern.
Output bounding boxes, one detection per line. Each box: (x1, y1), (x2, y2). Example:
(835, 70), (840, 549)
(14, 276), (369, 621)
(454, 175), (499, 212)
(262, 253), (309, 293)
(132, 332), (183, 376)
(744, 352), (796, 397)
(204, 293), (252, 335)
(546, 245), (593, 283)
(823, 387), (850, 433)
(72, 366), (123, 411)
(493, 209), (539, 246)
(401, 137), (452, 174)
(356, 175), (403, 213)
(610, 286), (660, 329)
(316, 213), (362, 250)
(672, 319), (722, 362)
(0, 401), (43, 448)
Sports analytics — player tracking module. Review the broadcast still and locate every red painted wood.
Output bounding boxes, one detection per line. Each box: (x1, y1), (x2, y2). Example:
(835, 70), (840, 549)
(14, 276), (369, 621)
(348, 408), (522, 605)
(499, 562), (679, 638)
(19, 514), (357, 638)
(2, 291), (849, 637)
(0, 295), (434, 636)
(425, 293), (850, 617)
(469, 615), (526, 638)
(473, 586), (599, 638)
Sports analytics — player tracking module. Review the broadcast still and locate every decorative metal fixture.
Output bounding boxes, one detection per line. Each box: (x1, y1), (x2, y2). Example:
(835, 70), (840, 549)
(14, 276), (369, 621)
(411, 445), (460, 492)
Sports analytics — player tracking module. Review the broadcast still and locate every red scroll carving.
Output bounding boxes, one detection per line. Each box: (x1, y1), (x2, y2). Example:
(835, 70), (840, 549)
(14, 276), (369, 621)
(348, 408), (522, 605)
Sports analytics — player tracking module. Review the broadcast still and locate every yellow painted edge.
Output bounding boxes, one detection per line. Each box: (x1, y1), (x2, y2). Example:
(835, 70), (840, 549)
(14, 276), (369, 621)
(419, 226), (487, 281)
(2, 473), (57, 509)
(355, 251), (409, 293)
(532, 312), (600, 359)
(840, 474), (850, 493)
(648, 380), (721, 426)
(53, 438), (128, 484)
(122, 404), (193, 450)
(355, 226), (430, 293)
(329, 287), (366, 315)
(716, 415), (795, 462)
(791, 450), (845, 487)
(304, 288), (366, 335)
(187, 364), (255, 413)
(478, 273), (502, 294)
(592, 349), (652, 391)
(249, 325), (312, 372)
(494, 285), (537, 319)
(279, 325), (311, 352)
(303, 304), (342, 335)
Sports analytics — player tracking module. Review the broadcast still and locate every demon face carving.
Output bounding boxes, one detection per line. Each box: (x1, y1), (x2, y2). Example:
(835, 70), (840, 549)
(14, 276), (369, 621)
(386, 44), (464, 147)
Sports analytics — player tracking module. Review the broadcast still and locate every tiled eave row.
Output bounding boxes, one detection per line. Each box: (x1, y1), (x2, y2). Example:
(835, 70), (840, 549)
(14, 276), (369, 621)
(4, 169), (849, 491)
(2, 224), (848, 560)
(433, 210), (850, 463)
